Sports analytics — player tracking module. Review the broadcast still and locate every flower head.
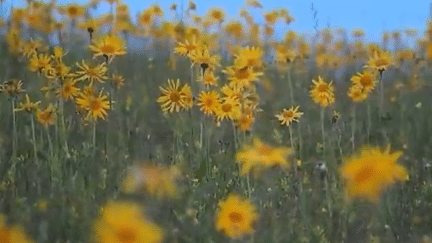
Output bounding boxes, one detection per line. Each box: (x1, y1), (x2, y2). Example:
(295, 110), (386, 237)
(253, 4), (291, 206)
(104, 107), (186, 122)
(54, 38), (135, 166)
(36, 104), (56, 127)
(215, 194), (258, 239)
(16, 94), (40, 113)
(350, 70), (377, 93)
(197, 90), (220, 116)
(309, 76), (335, 107)
(89, 35), (126, 62)
(157, 79), (192, 113)
(275, 106), (303, 126)
(365, 50), (393, 73)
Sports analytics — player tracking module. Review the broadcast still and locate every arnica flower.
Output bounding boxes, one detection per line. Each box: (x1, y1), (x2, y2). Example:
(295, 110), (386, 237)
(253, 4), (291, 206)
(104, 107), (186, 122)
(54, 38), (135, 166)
(275, 106), (303, 126)
(215, 194), (258, 239)
(76, 89), (110, 120)
(0, 214), (36, 243)
(157, 79), (192, 113)
(223, 66), (263, 90)
(59, 4), (85, 19)
(197, 90), (221, 116)
(235, 113), (255, 132)
(189, 46), (220, 72)
(29, 54), (52, 74)
(197, 70), (219, 87)
(309, 76), (335, 107)
(0, 79), (24, 97)
(122, 163), (181, 199)
(246, 0), (263, 8)
(20, 39), (44, 58)
(93, 201), (164, 243)
(112, 74), (125, 90)
(364, 49), (393, 73)
(16, 94), (40, 113)
(57, 78), (79, 100)
(206, 8), (225, 23)
(36, 104), (56, 127)
(215, 97), (241, 122)
(46, 62), (72, 81)
(340, 146), (408, 203)
(236, 137), (293, 175)
(89, 35), (127, 62)
(234, 46), (263, 69)
(75, 60), (108, 84)
(174, 37), (198, 56)
(348, 85), (368, 103)
(350, 70), (377, 93)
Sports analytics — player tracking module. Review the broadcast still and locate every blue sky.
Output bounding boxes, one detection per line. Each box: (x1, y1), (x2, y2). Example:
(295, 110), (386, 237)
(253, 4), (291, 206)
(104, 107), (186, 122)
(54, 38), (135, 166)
(1, 0), (431, 42)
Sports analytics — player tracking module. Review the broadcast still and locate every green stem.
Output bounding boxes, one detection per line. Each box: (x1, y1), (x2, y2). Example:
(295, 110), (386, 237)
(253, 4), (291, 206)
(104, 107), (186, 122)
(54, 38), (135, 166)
(93, 121), (97, 159)
(30, 115), (38, 165)
(287, 64), (295, 104)
(320, 108), (326, 155)
(351, 104), (356, 150)
(367, 99), (371, 143)
(11, 98), (17, 162)
(379, 71), (384, 119)
(288, 125), (294, 148)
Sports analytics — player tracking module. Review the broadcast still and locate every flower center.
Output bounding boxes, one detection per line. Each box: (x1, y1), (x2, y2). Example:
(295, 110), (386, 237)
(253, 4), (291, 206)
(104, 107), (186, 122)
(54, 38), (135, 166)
(257, 143), (272, 155)
(354, 165), (374, 183)
(100, 44), (116, 55)
(317, 84), (328, 93)
(283, 110), (294, 119)
(228, 212), (243, 224)
(235, 67), (250, 80)
(90, 99), (102, 111)
(169, 91), (181, 103)
(360, 75), (372, 87)
(221, 103), (232, 113)
(116, 228), (137, 243)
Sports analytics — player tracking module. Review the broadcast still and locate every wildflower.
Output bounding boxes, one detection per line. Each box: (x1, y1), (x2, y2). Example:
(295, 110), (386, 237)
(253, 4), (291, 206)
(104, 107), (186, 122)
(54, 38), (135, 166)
(275, 106), (303, 126)
(78, 19), (100, 38)
(57, 78), (79, 100)
(215, 98), (241, 121)
(221, 85), (242, 101)
(234, 46), (263, 69)
(206, 8), (225, 23)
(0, 79), (24, 97)
(235, 113), (254, 132)
(189, 46), (220, 72)
(215, 194), (258, 239)
(16, 94), (40, 113)
(122, 163), (181, 199)
(174, 37), (198, 56)
(59, 4), (85, 19)
(75, 60), (108, 84)
(36, 104), (56, 127)
(46, 62), (72, 80)
(89, 35), (127, 62)
(187, 1), (196, 11)
(29, 54), (51, 74)
(112, 74), (125, 89)
(20, 39), (44, 58)
(331, 111), (341, 124)
(246, 0), (263, 8)
(157, 79), (191, 113)
(364, 49), (393, 73)
(0, 214), (36, 243)
(309, 76), (335, 107)
(93, 201), (164, 243)
(264, 10), (279, 25)
(223, 66), (263, 90)
(350, 70), (377, 93)
(340, 146), (408, 202)
(236, 137), (293, 175)
(197, 90), (221, 116)
(75, 90), (110, 120)
(348, 85), (368, 103)
(197, 70), (219, 87)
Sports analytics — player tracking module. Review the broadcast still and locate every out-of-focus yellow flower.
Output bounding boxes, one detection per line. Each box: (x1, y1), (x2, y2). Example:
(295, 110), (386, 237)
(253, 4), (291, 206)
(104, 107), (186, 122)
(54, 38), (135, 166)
(0, 79), (24, 97)
(174, 37), (198, 56)
(189, 46), (220, 72)
(246, 0), (263, 8)
(348, 85), (368, 103)
(350, 70), (377, 93)
(234, 46), (263, 69)
(0, 214), (36, 243)
(215, 194), (258, 239)
(16, 94), (40, 113)
(112, 74), (125, 90)
(236, 137), (293, 175)
(364, 49), (393, 73)
(264, 10), (279, 25)
(57, 78), (79, 100)
(340, 146), (408, 202)
(20, 39), (44, 58)
(223, 66), (263, 90)
(29, 53), (52, 74)
(36, 104), (56, 127)
(206, 8), (225, 23)
(59, 4), (86, 19)
(93, 201), (164, 243)
(122, 163), (181, 199)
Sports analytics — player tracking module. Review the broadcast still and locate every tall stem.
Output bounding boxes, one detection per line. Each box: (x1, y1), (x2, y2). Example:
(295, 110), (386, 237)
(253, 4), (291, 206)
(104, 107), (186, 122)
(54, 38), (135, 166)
(288, 126), (294, 148)
(11, 98), (17, 162)
(320, 108), (326, 154)
(379, 71), (384, 119)
(367, 99), (371, 143)
(31, 115), (38, 165)
(287, 64), (295, 104)
(93, 121), (97, 159)
(351, 104), (356, 150)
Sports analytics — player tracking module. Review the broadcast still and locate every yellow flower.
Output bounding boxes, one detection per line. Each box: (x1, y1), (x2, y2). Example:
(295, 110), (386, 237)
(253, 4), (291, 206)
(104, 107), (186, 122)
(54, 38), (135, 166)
(309, 76), (335, 107)
(364, 49), (393, 73)
(20, 39), (44, 58)
(76, 89), (110, 120)
(57, 78), (79, 100)
(174, 37), (198, 56)
(340, 146), (408, 202)
(215, 98), (241, 121)
(348, 85), (368, 103)
(234, 46), (263, 69)
(350, 70), (377, 93)
(36, 104), (56, 127)
(75, 60), (108, 84)
(197, 90), (220, 116)
(189, 46), (220, 72)
(206, 8), (225, 23)
(89, 35), (126, 62)
(93, 201), (164, 243)
(122, 163), (181, 199)
(236, 137), (293, 175)
(197, 70), (219, 87)
(275, 106), (303, 126)
(59, 4), (85, 19)
(112, 74), (125, 89)
(215, 194), (258, 239)
(29, 53), (51, 74)
(223, 66), (263, 90)
(221, 85), (243, 101)
(78, 18), (100, 35)
(157, 79), (191, 113)
(264, 10), (279, 25)
(46, 61), (72, 80)
(0, 79), (24, 97)
(16, 94), (40, 113)
(235, 113), (254, 132)
(246, 0), (263, 8)
(0, 214), (36, 243)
